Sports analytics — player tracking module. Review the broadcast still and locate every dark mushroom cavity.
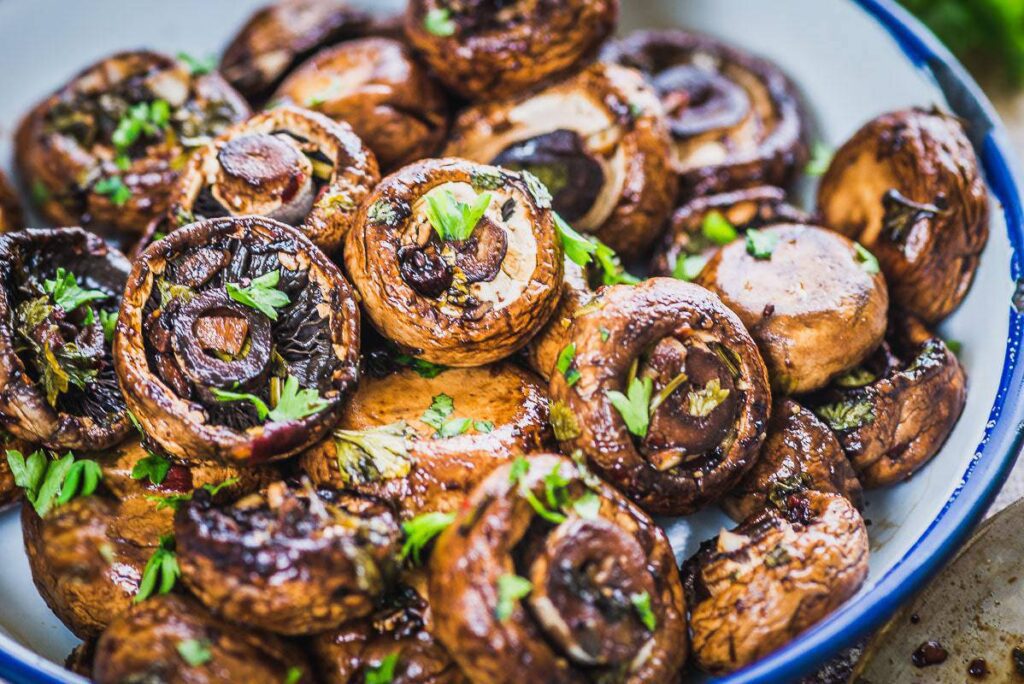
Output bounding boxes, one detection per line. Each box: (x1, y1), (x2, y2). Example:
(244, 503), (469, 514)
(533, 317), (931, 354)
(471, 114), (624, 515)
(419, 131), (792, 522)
(550, 278), (771, 515)
(445, 62), (675, 257)
(344, 158), (563, 367)
(175, 479), (402, 635)
(602, 30), (808, 199)
(168, 105), (380, 253)
(818, 108), (989, 323)
(428, 454), (688, 684)
(0, 228), (131, 450)
(15, 50), (249, 238)
(114, 216), (360, 465)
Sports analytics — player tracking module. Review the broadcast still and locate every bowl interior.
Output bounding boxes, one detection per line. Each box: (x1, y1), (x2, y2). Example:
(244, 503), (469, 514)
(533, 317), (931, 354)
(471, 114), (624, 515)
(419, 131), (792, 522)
(0, 0), (1015, 681)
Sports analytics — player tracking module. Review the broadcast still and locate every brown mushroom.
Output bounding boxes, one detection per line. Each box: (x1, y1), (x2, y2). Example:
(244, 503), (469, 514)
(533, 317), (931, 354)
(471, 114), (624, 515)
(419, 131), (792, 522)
(428, 454), (687, 683)
(114, 216), (360, 465)
(65, 640), (96, 678)
(301, 361), (550, 516)
(550, 278), (771, 515)
(524, 259), (595, 382)
(92, 594), (312, 684)
(166, 105), (380, 253)
(274, 38), (450, 171)
(344, 158), (563, 367)
(817, 108), (989, 323)
(0, 171), (24, 232)
(310, 583), (468, 684)
(696, 223), (889, 394)
(15, 51), (249, 238)
(722, 399), (863, 521)
(404, 0), (617, 101)
(683, 490), (869, 674)
(445, 62), (674, 257)
(221, 0), (375, 103)
(806, 315), (966, 487)
(649, 186), (809, 280)
(602, 29), (809, 199)
(0, 228), (132, 451)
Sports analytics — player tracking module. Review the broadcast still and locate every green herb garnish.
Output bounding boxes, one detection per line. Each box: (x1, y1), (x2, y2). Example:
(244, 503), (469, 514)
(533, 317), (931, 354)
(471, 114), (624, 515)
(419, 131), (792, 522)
(555, 343), (581, 386)
(701, 211), (739, 245)
(423, 8), (456, 36)
(135, 534), (179, 602)
(554, 213), (597, 267)
(420, 393), (488, 438)
(94, 176), (132, 206)
(393, 353), (447, 378)
(495, 574), (532, 621)
(592, 239), (640, 286)
(176, 639), (212, 667)
(99, 309), (118, 343)
(424, 189), (491, 242)
(630, 591), (657, 631)
(147, 478), (239, 512)
(177, 51), (217, 76)
(7, 449), (102, 516)
(606, 376), (653, 438)
(854, 242), (880, 274)
(211, 376), (328, 423)
(226, 270), (290, 321)
(365, 652), (400, 684)
(673, 253), (708, 282)
(333, 422), (413, 485)
(111, 100), (171, 153)
(814, 399), (875, 431)
(43, 268), (108, 312)
(131, 453), (171, 486)
(686, 378), (730, 418)
(805, 141), (833, 177)
(745, 229), (779, 260)
(400, 511), (456, 565)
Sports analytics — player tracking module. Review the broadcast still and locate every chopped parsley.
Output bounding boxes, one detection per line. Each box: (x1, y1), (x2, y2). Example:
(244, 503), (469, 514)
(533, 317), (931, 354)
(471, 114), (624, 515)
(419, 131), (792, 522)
(424, 189), (491, 242)
(686, 378), (730, 418)
(284, 667), (304, 684)
(630, 591), (657, 631)
(111, 100), (171, 153)
(134, 534), (180, 602)
(6, 449), (101, 517)
(423, 8), (456, 36)
(94, 176), (132, 206)
(554, 212), (597, 267)
(43, 268), (108, 312)
(592, 238), (640, 286)
(333, 422), (413, 485)
(814, 399), (875, 431)
(420, 394), (489, 438)
(147, 477), (238, 512)
(131, 453), (171, 486)
(673, 253), (708, 282)
(854, 242), (880, 274)
(549, 400), (581, 441)
(701, 211), (739, 245)
(745, 229), (779, 260)
(177, 51), (217, 76)
(400, 511), (456, 565)
(805, 141), (834, 177)
(365, 652), (400, 684)
(99, 309), (118, 343)
(555, 343), (581, 386)
(834, 367), (876, 389)
(211, 376), (329, 423)
(176, 638), (212, 667)
(495, 574), (532, 621)
(606, 375), (653, 438)
(226, 270), (290, 321)
(393, 353), (447, 378)
(571, 490), (601, 519)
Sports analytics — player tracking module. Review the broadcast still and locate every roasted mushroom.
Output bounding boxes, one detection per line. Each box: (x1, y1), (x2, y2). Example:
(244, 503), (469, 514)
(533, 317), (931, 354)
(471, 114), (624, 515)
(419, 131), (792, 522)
(15, 51), (249, 237)
(310, 583), (467, 684)
(175, 479), (402, 635)
(806, 315), (966, 487)
(524, 259), (595, 382)
(92, 594), (312, 684)
(0, 228), (131, 450)
(404, 0), (618, 101)
(301, 362), (550, 516)
(722, 399), (863, 521)
(166, 105), (380, 253)
(114, 216), (360, 465)
(649, 186), (808, 280)
(602, 30), (808, 199)
(65, 640), (96, 678)
(550, 278), (771, 515)
(344, 158), (563, 367)
(683, 491), (869, 674)
(817, 108), (989, 323)
(696, 223), (889, 394)
(445, 62), (674, 257)
(221, 0), (375, 103)
(274, 38), (450, 171)
(0, 171), (24, 232)
(429, 454), (687, 683)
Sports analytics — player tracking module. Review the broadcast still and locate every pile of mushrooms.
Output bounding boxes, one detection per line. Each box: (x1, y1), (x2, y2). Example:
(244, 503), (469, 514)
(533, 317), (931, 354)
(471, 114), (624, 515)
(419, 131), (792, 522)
(0, 1), (986, 682)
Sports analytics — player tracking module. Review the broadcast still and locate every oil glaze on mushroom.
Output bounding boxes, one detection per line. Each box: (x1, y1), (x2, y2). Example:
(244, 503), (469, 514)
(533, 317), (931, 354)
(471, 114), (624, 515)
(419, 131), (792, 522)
(344, 158), (562, 367)
(550, 278), (771, 515)
(445, 63), (674, 257)
(428, 454), (687, 684)
(167, 105), (380, 253)
(114, 216), (359, 465)
(15, 51), (249, 238)
(524, 259), (595, 382)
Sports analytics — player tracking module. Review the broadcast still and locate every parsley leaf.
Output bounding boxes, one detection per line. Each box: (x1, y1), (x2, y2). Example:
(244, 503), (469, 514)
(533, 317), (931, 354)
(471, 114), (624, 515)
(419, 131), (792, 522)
(473, 420), (494, 433)
(210, 387), (269, 419)
(57, 458), (103, 505)
(99, 309), (118, 343)
(508, 456), (530, 484)
(135, 534), (180, 602)
(111, 101), (170, 153)
(495, 574), (532, 621)
(805, 141), (834, 177)
(284, 667), (304, 684)
(424, 189), (492, 242)
(554, 213), (597, 267)
(269, 376), (330, 422)
(226, 270), (290, 321)
(630, 591), (657, 631)
(176, 638), (212, 667)
(177, 51), (217, 76)
(555, 343), (581, 386)
(686, 378), (730, 418)
(333, 422), (413, 486)
(131, 453), (171, 486)
(672, 253), (708, 282)
(606, 376), (653, 438)
(423, 8), (456, 36)
(745, 228), (779, 260)
(7, 450), (101, 516)
(365, 652), (400, 684)
(420, 394), (487, 438)
(147, 477), (239, 512)
(94, 176), (132, 206)
(572, 490), (601, 519)
(854, 242), (880, 274)
(814, 399), (876, 431)
(592, 239), (640, 286)
(701, 211), (738, 245)
(393, 353), (447, 378)
(39, 342), (98, 406)
(43, 268), (108, 312)
(400, 511), (456, 565)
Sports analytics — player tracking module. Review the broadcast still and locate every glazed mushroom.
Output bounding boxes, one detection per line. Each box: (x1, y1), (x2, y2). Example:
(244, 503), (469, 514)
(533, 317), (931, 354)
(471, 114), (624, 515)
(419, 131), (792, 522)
(0, 228), (132, 450)
(0, 171), (24, 232)
(15, 51), (249, 237)
(817, 108), (989, 323)
(403, 0), (618, 101)
(114, 216), (360, 465)
(524, 259), (595, 382)
(344, 158), (563, 367)
(175, 479), (401, 635)
(221, 0), (375, 103)
(166, 105), (380, 253)
(806, 315), (966, 487)
(274, 38), (450, 171)
(444, 62), (674, 257)
(428, 454), (688, 683)
(649, 186), (808, 280)
(683, 490), (869, 674)
(310, 583), (468, 684)
(92, 594), (312, 684)
(696, 223), (889, 394)
(550, 278), (771, 515)
(301, 361), (551, 516)
(721, 399), (863, 522)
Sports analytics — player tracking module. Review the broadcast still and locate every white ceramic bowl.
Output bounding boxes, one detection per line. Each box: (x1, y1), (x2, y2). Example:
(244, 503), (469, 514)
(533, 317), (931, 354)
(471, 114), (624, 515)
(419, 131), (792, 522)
(0, 1), (1021, 682)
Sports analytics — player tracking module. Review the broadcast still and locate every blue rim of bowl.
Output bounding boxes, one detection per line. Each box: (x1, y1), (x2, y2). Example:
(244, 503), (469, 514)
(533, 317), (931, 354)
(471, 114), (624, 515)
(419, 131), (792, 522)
(0, 1), (1023, 682)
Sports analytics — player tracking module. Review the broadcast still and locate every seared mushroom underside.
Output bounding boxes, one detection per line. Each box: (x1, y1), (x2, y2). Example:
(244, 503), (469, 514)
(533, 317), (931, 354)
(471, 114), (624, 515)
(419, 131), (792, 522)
(429, 454), (687, 684)
(551, 277), (771, 515)
(115, 216), (359, 464)
(0, 228), (131, 450)
(602, 29), (808, 199)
